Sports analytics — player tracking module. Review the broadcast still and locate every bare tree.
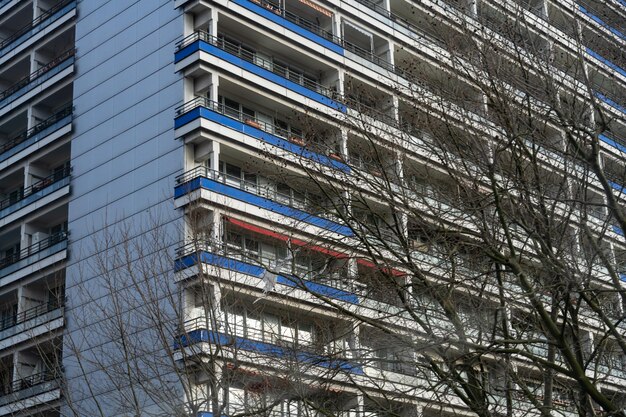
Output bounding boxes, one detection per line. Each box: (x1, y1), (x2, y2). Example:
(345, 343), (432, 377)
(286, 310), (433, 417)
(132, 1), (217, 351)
(237, 1), (626, 416)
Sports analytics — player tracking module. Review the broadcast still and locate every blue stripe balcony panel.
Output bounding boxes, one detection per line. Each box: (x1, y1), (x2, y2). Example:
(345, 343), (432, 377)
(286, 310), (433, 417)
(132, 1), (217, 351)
(608, 180), (625, 193)
(174, 251), (360, 304)
(596, 92), (626, 114)
(579, 6), (626, 41)
(174, 176), (353, 236)
(587, 48), (626, 78)
(0, 0), (76, 58)
(175, 39), (345, 112)
(613, 225), (624, 236)
(0, 53), (74, 110)
(174, 103), (350, 173)
(599, 134), (626, 153)
(232, 0), (343, 55)
(174, 329), (364, 374)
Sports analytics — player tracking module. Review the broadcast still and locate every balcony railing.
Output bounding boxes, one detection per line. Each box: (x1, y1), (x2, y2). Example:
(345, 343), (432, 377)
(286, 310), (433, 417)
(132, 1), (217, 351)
(175, 239), (361, 303)
(176, 96), (313, 141)
(0, 369), (60, 406)
(345, 96), (398, 126)
(177, 166), (320, 212)
(177, 238), (316, 279)
(0, 48), (75, 105)
(245, 0), (403, 75)
(0, 0), (75, 55)
(600, 132), (626, 151)
(578, 1), (626, 40)
(0, 105), (73, 160)
(176, 31), (336, 98)
(179, 317), (362, 373)
(0, 165), (71, 213)
(0, 231), (68, 271)
(249, 0), (340, 43)
(183, 317), (319, 352)
(353, 0), (446, 52)
(597, 363), (626, 381)
(0, 300), (64, 333)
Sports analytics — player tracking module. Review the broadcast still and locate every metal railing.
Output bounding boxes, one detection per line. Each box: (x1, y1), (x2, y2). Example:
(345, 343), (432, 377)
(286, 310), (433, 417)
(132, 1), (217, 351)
(352, 0), (447, 51)
(250, 0), (340, 43)
(345, 96), (398, 126)
(175, 97), (310, 142)
(242, 0), (404, 75)
(0, 369), (60, 396)
(0, 105), (73, 156)
(175, 97), (403, 165)
(176, 239), (335, 282)
(0, 0), (74, 51)
(0, 165), (71, 211)
(578, 0), (626, 36)
(0, 300), (64, 332)
(183, 316), (315, 350)
(176, 31), (334, 97)
(178, 237), (295, 272)
(177, 166), (316, 211)
(600, 132), (626, 150)
(357, 0), (626, 119)
(0, 49), (75, 101)
(0, 231), (68, 270)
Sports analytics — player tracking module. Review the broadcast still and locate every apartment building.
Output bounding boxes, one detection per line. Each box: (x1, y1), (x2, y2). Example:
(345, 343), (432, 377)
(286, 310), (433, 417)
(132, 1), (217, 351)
(1, 0), (625, 416)
(170, 0), (626, 416)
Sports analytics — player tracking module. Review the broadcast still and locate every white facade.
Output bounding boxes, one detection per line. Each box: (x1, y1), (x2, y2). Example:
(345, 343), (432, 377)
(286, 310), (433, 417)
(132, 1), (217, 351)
(171, 0), (626, 416)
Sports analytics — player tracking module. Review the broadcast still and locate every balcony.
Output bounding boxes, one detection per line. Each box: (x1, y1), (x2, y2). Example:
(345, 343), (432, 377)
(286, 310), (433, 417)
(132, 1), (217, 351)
(352, 0), (446, 59)
(0, 231), (68, 280)
(175, 317), (364, 374)
(0, 49), (74, 113)
(0, 106), (72, 166)
(175, 166), (352, 236)
(578, 3), (626, 41)
(175, 32), (343, 111)
(233, 0), (343, 54)
(0, 369), (60, 409)
(595, 91), (626, 115)
(0, 166), (71, 227)
(234, 0), (409, 77)
(174, 97), (350, 171)
(596, 363), (626, 382)
(0, 301), (64, 344)
(600, 132), (626, 153)
(0, 0), (76, 62)
(587, 48), (626, 78)
(174, 241), (360, 304)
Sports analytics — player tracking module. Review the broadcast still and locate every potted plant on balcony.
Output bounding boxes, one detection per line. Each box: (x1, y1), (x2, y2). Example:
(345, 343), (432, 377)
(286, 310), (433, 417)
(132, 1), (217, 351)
(244, 118), (261, 129)
(288, 136), (306, 146)
(327, 151), (344, 161)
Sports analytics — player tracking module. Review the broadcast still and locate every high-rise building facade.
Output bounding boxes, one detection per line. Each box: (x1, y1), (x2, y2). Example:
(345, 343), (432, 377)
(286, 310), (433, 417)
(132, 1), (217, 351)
(0, 0), (75, 415)
(0, 0), (625, 416)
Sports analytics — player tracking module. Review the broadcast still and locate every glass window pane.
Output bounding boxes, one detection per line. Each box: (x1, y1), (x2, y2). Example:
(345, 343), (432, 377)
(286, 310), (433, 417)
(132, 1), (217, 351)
(225, 163), (241, 179)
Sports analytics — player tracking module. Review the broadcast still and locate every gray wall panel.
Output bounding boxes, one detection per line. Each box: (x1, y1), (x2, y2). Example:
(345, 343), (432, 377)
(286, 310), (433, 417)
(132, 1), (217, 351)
(63, 0), (184, 415)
